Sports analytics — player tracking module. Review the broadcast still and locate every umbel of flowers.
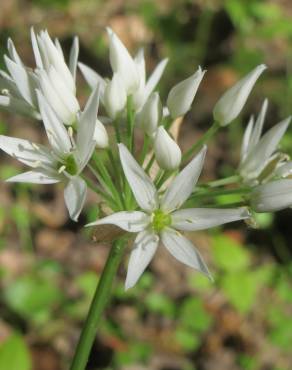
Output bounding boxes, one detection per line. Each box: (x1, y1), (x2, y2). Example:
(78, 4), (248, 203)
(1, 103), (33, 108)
(0, 27), (291, 370)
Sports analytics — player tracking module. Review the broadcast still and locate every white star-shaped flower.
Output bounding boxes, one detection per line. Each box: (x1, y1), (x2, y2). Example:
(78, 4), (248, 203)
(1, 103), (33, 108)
(0, 87), (100, 221)
(87, 144), (250, 289)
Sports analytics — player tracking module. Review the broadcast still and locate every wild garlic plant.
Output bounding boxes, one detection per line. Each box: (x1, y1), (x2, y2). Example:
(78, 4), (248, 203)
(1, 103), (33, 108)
(0, 28), (291, 370)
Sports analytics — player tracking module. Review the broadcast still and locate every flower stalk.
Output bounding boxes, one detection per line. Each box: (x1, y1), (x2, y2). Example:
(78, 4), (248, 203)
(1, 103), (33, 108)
(70, 236), (128, 370)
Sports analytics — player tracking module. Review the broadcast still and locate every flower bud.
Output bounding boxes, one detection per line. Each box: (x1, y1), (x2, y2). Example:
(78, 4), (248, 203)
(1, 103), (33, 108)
(136, 92), (162, 136)
(251, 179), (292, 212)
(213, 64), (267, 126)
(107, 28), (140, 94)
(154, 126), (181, 170)
(167, 67), (206, 119)
(94, 119), (109, 148)
(103, 74), (127, 119)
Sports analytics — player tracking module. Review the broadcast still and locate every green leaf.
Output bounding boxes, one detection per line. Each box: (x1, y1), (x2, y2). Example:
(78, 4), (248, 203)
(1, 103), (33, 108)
(0, 333), (32, 370)
(4, 275), (63, 323)
(212, 234), (250, 272)
(179, 297), (212, 332)
(221, 272), (259, 313)
(175, 328), (200, 352)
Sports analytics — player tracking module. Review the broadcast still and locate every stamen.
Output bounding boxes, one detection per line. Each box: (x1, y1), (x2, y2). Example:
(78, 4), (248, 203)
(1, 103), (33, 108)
(32, 160), (42, 168)
(32, 143), (40, 150)
(58, 165), (66, 173)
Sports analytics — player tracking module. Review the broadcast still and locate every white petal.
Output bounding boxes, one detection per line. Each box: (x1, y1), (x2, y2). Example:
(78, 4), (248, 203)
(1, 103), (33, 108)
(240, 115), (254, 162)
(143, 58), (169, 103)
(167, 67), (206, 118)
(7, 38), (23, 65)
(161, 228), (211, 278)
(161, 146), (207, 212)
(47, 66), (80, 119)
(251, 179), (292, 212)
(213, 64), (266, 126)
(36, 90), (72, 155)
(64, 176), (87, 221)
(171, 207), (250, 231)
(86, 211), (150, 232)
(275, 161), (292, 178)
(107, 27), (139, 94)
(37, 70), (74, 125)
(247, 99), (268, 151)
(239, 117), (291, 180)
(31, 27), (44, 69)
(134, 48), (146, 85)
(135, 92), (162, 135)
(76, 86), (100, 167)
(103, 74), (127, 119)
(154, 127), (181, 170)
(40, 30), (75, 93)
(69, 36), (79, 81)
(0, 135), (54, 168)
(6, 170), (60, 184)
(94, 119), (109, 149)
(78, 62), (106, 94)
(125, 230), (159, 290)
(4, 56), (35, 106)
(118, 143), (158, 212)
(0, 95), (39, 119)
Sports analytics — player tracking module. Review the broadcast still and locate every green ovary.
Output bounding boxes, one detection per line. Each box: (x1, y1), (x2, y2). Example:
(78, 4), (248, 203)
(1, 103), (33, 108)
(59, 154), (78, 176)
(152, 209), (171, 232)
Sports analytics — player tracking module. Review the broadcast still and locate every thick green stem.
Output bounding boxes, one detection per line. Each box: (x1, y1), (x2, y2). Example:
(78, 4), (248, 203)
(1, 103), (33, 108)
(182, 121), (220, 162)
(70, 236), (128, 370)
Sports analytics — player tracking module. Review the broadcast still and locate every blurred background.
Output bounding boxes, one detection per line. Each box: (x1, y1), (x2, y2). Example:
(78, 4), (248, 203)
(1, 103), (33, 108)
(1, 0), (292, 369)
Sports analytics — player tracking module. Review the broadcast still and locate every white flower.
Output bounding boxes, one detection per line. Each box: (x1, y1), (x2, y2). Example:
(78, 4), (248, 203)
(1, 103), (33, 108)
(103, 74), (127, 119)
(0, 38), (40, 118)
(31, 29), (80, 125)
(167, 67), (206, 119)
(79, 46), (168, 113)
(154, 126), (181, 170)
(94, 119), (109, 148)
(251, 179), (292, 212)
(132, 48), (168, 110)
(239, 99), (290, 184)
(87, 144), (250, 289)
(107, 27), (140, 95)
(135, 92), (162, 136)
(213, 64), (267, 126)
(0, 87), (100, 221)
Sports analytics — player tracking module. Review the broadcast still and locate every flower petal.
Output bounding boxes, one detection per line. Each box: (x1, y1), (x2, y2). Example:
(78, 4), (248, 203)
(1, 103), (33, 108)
(171, 207), (250, 231)
(161, 228), (211, 278)
(118, 143), (158, 212)
(240, 115), (254, 162)
(239, 117), (291, 180)
(36, 90), (72, 155)
(154, 127), (181, 170)
(76, 86), (100, 167)
(251, 179), (292, 212)
(64, 176), (87, 221)
(86, 211), (150, 232)
(78, 62), (106, 94)
(247, 98), (268, 151)
(161, 146), (207, 212)
(0, 135), (54, 168)
(125, 230), (159, 290)
(143, 58), (169, 103)
(6, 170), (60, 184)
(69, 36), (79, 81)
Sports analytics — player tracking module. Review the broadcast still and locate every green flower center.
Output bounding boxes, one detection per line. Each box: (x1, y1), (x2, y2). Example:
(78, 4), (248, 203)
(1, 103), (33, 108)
(152, 209), (171, 232)
(58, 154), (78, 176)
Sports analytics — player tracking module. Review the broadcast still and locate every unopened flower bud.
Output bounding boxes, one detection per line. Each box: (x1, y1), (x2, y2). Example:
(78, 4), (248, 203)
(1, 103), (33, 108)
(107, 28), (140, 94)
(103, 74), (127, 119)
(136, 92), (162, 136)
(167, 67), (206, 119)
(154, 126), (181, 170)
(251, 179), (292, 212)
(213, 64), (267, 126)
(94, 119), (109, 148)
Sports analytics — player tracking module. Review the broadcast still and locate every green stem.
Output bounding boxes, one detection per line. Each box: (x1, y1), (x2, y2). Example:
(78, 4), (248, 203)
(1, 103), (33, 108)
(191, 187), (250, 200)
(127, 96), (135, 152)
(182, 121), (220, 162)
(198, 175), (241, 189)
(70, 236), (128, 370)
